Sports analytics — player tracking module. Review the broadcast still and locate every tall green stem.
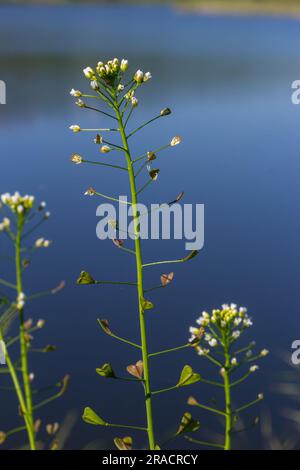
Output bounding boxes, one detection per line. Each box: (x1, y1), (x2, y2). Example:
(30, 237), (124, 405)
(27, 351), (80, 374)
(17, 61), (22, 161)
(223, 335), (232, 450)
(16, 216), (36, 450)
(115, 98), (156, 450)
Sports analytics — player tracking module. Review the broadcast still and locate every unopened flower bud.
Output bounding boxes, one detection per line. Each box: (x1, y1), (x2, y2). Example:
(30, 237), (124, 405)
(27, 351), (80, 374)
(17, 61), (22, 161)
(134, 69), (144, 83)
(0, 217), (10, 231)
(37, 319), (45, 328)
(120, 59), (128, 72)
(83, 67), (95, 79)
(260, 349), (269, 357)
(90, 80), (99, 91)
(117, 84), (124, 91)
(160, 107), (171, 116)
(38, 201), (46, 211)
(100, 145), (111, 153)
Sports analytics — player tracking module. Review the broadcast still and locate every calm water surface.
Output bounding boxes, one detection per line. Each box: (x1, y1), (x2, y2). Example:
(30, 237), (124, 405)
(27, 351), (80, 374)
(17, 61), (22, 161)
(0, 4), (299, 449)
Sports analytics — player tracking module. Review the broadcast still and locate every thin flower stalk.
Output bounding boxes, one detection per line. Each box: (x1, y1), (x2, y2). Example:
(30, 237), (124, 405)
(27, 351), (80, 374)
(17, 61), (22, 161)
(70, 58), (200, 450)
(187, 304), (269, 450)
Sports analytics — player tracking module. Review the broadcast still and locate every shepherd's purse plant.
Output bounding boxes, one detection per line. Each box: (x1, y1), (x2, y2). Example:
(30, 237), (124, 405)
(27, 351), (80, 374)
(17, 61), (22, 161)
(0, 192), (69, 450)
(186, 303), (269, 450)
(69, 58), (202, 450)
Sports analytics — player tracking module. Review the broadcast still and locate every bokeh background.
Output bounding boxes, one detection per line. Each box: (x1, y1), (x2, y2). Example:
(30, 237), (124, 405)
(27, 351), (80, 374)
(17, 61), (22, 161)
(0, 0), (300, 450)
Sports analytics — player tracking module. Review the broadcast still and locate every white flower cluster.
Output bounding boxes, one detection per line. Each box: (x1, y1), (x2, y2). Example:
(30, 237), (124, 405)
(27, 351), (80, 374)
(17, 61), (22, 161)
(196, 304), (252, 341)
(81, 58), (148, 89)
(1, 192), (35, 215)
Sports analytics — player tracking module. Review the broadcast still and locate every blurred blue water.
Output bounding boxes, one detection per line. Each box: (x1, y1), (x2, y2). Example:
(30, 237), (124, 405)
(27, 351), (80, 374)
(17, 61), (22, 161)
(0, 4), (300, 449)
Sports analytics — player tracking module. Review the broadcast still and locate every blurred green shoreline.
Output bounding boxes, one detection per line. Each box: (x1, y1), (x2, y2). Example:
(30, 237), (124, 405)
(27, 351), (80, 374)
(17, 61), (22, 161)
(1, 1), (300, 18)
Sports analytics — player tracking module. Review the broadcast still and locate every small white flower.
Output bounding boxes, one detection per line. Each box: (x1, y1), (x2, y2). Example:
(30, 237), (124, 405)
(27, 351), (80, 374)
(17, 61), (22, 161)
(43, 240), (51, 248)
(83, 67), (95, 79)
(250, 365), (259, 373)
(258, 393), (264, 400)
(196, 317), (209, 326)
(239, 307), (247, 315)
(1, 192), (10, 204)
(70, 89), (82, 97)
(17, 205), (24, 214)
(143, 71), (152, 82)
(44, 211), (51, 219)
(243, 318), (253, 327)
(232, 330), (240, 340)
(208, 338), (218, 347)
(131, 97), (138, 108)
(170, 135), (182, 146)
(28, 373), (35, 382)
(117, 84), (124, 91)
(231, 357), (238, 366)
(76, 99), (85, 108)
(219, 367), (225, 377)
(197, 347), (210, 356)
(234, 317), (242, 326)
(69, 125), (81, 133)
(35, 238), (45, 248)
